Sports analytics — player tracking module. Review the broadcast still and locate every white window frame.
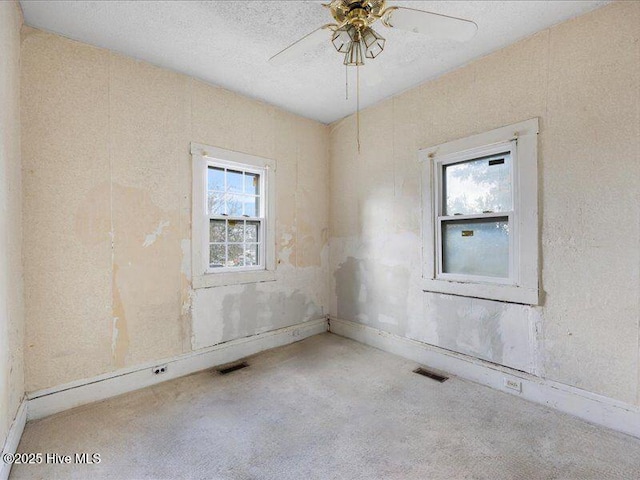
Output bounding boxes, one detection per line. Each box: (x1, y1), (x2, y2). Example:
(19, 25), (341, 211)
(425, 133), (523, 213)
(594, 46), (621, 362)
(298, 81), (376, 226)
(191, 142), (276, 289)
(419, 118), (539, 305)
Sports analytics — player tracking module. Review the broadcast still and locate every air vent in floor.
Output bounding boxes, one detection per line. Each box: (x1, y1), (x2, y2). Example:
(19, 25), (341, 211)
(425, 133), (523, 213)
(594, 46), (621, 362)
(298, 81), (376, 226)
(413, 367), (448, 383)
(218, 361), (249, 375)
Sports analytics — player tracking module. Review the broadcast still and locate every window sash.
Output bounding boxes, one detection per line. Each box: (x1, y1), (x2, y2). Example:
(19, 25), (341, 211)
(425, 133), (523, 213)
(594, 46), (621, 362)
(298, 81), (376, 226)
(436, 212), (515, 285)
(433, 140), (518, 285)
(204, 159), (267, 274)
(442, 152), (513, 217)
(207, 216), (265, 273)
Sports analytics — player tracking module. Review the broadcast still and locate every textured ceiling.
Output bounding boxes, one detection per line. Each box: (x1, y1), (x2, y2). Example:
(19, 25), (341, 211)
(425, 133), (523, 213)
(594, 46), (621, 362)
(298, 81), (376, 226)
(19, 0), (608, 124)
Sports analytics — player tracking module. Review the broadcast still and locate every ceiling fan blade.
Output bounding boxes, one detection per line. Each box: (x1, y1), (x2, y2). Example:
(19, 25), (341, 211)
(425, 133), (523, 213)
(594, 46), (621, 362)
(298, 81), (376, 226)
(382, 7), (477, 42)
(269, 24), (335, 66)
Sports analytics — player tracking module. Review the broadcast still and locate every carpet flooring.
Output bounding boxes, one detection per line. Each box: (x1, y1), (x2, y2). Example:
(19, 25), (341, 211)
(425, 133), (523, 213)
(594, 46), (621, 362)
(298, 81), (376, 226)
(11, 333), (640, 479)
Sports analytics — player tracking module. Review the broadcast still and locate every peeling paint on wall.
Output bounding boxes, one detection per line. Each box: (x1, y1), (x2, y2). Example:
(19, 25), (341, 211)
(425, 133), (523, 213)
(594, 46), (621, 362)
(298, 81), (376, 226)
(180, 239), (194, 353)
(279, 230), (296, 266)
(111, 264), (130, 368)
(21, 26), (331, 392)
(142, 220), (170, 247)
(110, 183), (184, 366)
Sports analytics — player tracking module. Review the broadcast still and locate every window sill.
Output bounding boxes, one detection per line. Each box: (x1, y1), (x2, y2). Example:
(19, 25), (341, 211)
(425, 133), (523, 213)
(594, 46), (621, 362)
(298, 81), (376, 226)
(193, 269), (277, 289)
(422, 278), (539, 305)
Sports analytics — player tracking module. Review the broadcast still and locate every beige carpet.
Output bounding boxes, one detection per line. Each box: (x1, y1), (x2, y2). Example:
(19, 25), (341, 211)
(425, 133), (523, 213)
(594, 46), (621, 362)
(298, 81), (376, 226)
(11, 333), (640, 479)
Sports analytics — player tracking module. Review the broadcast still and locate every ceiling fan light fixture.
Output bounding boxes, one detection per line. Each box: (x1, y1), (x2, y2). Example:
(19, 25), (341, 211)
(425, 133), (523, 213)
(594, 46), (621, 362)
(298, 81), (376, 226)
(269, 0), (478, 153)
(362, 27), (385, 59)
(343, 39), (364, 66)
(332, 24), (357, 53)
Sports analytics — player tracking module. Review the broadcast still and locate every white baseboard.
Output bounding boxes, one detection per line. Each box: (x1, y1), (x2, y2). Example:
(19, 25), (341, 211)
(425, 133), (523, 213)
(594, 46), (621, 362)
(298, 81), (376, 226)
(329, 317), (640, 440)
(1, 399), (27, 480)
(28, 318), (328, 421)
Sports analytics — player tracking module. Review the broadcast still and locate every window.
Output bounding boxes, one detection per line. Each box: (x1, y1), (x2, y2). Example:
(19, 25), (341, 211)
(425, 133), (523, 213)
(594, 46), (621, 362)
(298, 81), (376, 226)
(208, 165), (263, 271)
(438, 145), (514, 282)
(419, 118), (539, 304)
(191, 143), (276, 289)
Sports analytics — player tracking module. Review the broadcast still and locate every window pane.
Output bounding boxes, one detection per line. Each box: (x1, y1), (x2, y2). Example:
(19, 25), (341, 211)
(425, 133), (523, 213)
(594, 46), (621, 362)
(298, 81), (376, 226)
(442, 217), (509, 278)
(444, 153), (512, 215)
(210, 219), (225, 243)
(242, 195), (259, 217)
(246, 221), (259, 242)
(245, 244), (259, 266)
(245, 172), (260, 195)
(226, 194), (243, 216)
(208, 191), (225, 215)
(228, 244), (244, 267)
(209, 244), (225, 268)
(207, 167), (225, 192)
(226, 169), (243, 193)
(227, 220), (244, 243)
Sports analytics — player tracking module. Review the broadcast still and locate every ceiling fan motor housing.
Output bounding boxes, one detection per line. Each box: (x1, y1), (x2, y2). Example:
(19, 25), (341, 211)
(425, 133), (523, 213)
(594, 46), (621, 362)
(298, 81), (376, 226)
(329, 0), (386, 29)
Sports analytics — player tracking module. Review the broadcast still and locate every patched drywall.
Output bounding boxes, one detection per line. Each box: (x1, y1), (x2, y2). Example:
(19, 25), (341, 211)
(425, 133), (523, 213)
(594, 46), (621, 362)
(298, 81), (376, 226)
(21, 28), (330, 392)
(334, 257), (411, 335)
(329, 2), (640, 404)
(0, 0), (25, 449)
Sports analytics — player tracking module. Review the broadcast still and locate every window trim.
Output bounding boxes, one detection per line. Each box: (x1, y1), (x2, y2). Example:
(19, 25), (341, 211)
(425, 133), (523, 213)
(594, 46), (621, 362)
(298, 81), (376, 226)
(419, 118), (539, 305)
(191, 142), (276, 289)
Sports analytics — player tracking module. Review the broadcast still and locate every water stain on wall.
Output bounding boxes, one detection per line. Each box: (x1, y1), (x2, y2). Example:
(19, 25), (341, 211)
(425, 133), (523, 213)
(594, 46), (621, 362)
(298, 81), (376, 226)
(334, 257), (410, 335)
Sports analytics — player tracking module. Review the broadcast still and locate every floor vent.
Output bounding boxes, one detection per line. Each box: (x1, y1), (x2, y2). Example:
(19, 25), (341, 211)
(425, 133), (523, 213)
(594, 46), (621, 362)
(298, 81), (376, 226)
(413, 367), (449, 383)
(218, 361), (249, 375)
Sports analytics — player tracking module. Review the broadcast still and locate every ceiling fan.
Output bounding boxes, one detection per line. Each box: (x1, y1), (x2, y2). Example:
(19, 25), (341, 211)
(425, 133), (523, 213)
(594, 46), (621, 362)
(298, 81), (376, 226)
(269, 0), (478, 66)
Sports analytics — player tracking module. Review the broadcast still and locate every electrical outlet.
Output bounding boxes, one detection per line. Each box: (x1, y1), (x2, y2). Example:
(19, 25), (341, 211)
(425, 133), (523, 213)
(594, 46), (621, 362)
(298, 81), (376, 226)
(152, 364), (168, 375)
(504, 378), (522, 392)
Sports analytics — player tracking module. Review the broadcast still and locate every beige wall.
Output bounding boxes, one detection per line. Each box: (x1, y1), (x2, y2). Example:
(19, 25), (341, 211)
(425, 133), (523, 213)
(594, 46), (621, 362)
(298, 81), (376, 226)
(329, 1), (640, 405)
(18, 1), (640, 408)
(0, 0), (25, 447)
(21, 28), (329, 392)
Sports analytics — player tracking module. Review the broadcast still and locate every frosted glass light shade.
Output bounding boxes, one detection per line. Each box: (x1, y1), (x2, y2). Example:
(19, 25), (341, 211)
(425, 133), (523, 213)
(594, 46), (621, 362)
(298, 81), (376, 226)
(332, 25), (356, 53)
(362, 27), (385, 59)
(344, 40), (364, 66)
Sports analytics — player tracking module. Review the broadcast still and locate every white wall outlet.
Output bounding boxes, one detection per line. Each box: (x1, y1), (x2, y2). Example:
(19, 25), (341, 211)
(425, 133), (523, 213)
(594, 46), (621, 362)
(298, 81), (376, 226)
(152, 364), (168, 375)
(504, 378), (522, 392)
